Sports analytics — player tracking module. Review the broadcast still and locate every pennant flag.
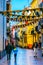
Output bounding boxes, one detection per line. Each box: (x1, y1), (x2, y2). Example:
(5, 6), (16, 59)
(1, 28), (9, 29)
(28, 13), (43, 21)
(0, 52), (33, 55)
(25, 21), (28, 25)
(35, 11), (40, 17)
(42, 0), (43, 2)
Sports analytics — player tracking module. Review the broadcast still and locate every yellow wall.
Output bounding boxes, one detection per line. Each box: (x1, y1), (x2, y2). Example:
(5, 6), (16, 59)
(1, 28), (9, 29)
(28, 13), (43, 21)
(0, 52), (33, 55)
(17, 0), (41, 48)
(18, 22), (38, 48)
(31, 0), (38, 8)
(31, 0), (42, 8)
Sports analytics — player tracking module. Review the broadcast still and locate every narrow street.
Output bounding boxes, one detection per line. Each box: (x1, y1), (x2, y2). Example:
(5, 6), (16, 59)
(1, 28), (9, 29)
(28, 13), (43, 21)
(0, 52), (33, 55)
(0, 0), (43, 65)
(0, 48), (43, 65)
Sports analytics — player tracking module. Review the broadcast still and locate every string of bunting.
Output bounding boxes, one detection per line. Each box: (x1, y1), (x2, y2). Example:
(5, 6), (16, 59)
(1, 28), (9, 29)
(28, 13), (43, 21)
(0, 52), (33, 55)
(11, 18), (42, 28)
(0, 7), (43, 13)
(0, 7), (43, 16)
(7, 15), (42, 21)
(0, 7), (43, 22)
(0, 7), (43, 28)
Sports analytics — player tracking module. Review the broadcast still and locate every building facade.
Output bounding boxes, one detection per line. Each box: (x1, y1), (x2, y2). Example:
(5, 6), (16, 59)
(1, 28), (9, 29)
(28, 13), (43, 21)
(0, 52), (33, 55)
(0, 0), (7, 59)
(0, 0), (11, 59)
(30, 0), (42, 8)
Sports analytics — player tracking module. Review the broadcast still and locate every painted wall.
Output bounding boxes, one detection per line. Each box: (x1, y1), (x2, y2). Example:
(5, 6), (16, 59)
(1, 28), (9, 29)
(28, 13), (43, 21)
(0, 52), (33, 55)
(16, 0), (42, 48)
(31, 0), (42, 8)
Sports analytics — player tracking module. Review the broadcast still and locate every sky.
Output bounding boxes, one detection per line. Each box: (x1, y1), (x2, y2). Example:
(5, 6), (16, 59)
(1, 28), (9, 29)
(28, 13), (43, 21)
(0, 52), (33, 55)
(11, 0), (32, 10)
(10, 0), (32, 26)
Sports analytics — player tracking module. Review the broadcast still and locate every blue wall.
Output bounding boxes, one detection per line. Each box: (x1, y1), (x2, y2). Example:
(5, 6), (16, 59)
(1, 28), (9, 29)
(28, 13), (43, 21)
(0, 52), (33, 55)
(0, 0), (6, 51)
